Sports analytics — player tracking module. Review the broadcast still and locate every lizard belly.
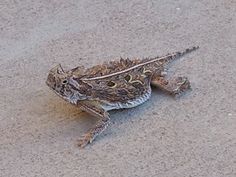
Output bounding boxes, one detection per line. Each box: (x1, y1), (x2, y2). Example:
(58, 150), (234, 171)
(101, 89), (151, 111)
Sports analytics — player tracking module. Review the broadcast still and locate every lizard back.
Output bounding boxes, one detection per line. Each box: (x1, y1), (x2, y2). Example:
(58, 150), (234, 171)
(69, 47), (199, 104)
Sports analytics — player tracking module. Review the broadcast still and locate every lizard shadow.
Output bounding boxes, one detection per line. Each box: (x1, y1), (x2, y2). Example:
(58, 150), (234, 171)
(100, 89), (171, 139)
(39, 88), (175, 145)
(31, 91), (97, 137)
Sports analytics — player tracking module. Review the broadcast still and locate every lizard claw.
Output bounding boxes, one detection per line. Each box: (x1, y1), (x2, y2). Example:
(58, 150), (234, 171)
(172, 77), (191, 97)
(77, 133), (94, 148)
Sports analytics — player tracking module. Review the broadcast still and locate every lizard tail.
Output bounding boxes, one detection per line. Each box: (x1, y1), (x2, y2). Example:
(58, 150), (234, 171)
(129, 46), (200, 71)
(158, 46), (199, 64)
(174, 46), (199, 58)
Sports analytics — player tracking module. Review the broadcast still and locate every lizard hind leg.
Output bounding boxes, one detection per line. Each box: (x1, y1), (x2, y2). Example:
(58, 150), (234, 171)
(151, 75), (191, 96)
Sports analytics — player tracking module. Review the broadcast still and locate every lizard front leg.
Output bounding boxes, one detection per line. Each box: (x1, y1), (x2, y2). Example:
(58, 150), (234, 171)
(77, 101), (110, 148)
(151, 75), (191, 96)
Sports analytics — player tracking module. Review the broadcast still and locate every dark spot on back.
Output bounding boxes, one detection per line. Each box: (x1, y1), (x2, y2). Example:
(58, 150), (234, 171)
(107, 81), (116, 87)
(124, 74), (132, 82)
(131, 80), (143, 88)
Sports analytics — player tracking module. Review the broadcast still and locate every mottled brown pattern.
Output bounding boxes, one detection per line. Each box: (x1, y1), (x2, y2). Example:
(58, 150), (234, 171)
(46, 46), (199, 147)
(83, 58), (141, 78)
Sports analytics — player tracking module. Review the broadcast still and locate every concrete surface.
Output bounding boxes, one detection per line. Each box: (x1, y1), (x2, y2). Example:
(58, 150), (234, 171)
(0, 0), (236, 177)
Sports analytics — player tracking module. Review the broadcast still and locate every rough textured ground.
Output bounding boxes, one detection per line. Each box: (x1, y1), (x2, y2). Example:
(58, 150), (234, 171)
(0, 0), (236, 177)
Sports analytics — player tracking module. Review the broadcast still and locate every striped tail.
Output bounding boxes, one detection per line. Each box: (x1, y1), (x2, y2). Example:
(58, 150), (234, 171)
(158, 46), (199, 64)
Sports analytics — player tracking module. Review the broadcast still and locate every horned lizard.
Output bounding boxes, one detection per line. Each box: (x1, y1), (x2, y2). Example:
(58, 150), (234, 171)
(46, 46), (199, 147)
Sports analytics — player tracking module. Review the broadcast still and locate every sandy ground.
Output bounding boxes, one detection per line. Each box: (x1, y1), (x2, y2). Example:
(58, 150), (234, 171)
(0, 0), (236, 177)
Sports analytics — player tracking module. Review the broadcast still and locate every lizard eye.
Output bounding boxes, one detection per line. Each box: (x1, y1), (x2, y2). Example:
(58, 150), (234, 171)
(62, 79), (68, 84)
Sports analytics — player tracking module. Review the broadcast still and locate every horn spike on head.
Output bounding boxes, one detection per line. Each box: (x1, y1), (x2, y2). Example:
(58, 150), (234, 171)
(49, 64), (65, 74)
(57, 64), (64, 74)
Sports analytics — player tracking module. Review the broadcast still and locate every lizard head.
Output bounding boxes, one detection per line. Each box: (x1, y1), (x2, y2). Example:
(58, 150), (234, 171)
(46, 64), (90, 104)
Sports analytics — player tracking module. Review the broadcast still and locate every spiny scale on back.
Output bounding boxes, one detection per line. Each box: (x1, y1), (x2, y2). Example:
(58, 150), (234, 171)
(69, 46), (198, 108)
(46, 46), (199, 147)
